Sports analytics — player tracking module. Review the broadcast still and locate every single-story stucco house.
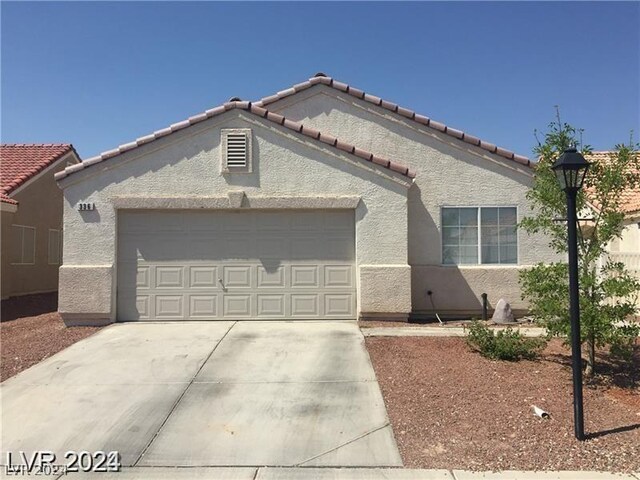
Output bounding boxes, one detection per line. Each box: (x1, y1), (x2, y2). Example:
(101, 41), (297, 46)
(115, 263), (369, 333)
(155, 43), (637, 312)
(1, 144), (81, 299)
(55, 74), (559, 326)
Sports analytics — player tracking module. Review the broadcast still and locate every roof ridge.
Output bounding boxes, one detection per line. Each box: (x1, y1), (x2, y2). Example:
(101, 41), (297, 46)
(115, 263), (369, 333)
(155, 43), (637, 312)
(1, 143), (72, 147)
(55, 102), (415, 181)
(254, 75), (532, 168)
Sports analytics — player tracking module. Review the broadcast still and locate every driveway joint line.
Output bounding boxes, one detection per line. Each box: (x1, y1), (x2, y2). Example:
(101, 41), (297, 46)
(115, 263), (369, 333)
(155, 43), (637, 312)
(295, 422), (391, 466)
(132, 321), (238, 466)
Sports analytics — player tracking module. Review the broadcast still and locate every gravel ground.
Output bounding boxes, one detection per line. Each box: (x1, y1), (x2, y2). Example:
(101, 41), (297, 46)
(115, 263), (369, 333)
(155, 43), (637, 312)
(366, 336), (640, 472)
(1, 293), (102, 381)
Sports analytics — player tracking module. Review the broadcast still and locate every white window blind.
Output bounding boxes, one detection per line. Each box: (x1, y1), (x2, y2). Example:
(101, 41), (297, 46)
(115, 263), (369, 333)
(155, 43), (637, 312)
(442, 207), (517, 265)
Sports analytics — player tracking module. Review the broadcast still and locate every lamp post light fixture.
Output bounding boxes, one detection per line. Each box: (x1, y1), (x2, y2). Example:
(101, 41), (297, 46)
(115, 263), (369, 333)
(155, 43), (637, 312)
(551, 145), (590, 441)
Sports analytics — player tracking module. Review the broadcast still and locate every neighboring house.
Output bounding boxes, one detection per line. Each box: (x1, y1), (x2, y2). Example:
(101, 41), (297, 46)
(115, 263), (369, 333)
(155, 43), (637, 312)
(1, 144), (81, 299)
(55, 74), (560, 326)
(589, 151), (640, 277)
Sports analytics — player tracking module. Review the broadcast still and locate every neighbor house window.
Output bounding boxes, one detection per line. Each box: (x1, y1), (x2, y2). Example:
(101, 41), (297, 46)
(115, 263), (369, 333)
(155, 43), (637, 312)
(221, 128), (252, 173)
(11, 225), (36, 265)
(48, 229), (62, 265)
(442, 207), (517, 265)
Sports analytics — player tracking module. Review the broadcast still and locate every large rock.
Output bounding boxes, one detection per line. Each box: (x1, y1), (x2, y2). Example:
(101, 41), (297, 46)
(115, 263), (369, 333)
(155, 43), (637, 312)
(492, 298), (515, 324)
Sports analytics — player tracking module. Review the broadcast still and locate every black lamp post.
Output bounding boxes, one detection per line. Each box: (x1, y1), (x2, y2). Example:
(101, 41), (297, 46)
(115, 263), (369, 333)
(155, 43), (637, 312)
(551, 146), (590, 441)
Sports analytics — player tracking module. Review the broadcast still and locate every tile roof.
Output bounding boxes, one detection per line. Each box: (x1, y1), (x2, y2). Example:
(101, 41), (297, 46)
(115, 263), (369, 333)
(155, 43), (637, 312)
(1, 193), (18, 205)
(55, 101), (415, 181)
(254, 74), (532, 168)
(585, 151), (640, 216)
(1, 144), (75, 204)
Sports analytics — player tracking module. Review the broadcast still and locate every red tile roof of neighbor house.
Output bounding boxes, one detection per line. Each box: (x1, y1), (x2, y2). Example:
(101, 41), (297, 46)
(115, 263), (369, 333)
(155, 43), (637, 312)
(254, 73), (533, 168)
(0, 144), (76, 204)
(586, 151), (640, 216)
(55, 101), (416, 181)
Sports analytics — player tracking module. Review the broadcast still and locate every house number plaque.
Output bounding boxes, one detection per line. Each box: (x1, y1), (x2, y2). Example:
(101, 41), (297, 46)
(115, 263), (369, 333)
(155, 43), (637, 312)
(78, 203), (96, 211)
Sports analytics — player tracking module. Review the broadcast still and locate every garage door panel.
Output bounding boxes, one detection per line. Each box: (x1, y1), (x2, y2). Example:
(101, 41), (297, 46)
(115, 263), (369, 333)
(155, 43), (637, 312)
(325, 294), (354, 317)
(291, 265), (319, 288)
(257, 265), (285, 288)
(155, 295), (184, 319)
(323, 211), (354, 232)
(291, 237), (320, 260)
(189, 266), (217, 288)
(190, 237), (220, 260)
(257, 295), (286, 316)
(223, 266), (252, 288)
(257, 237), (289, 258)
(291, 294), (319, 317)
(117, 211), (355, 321)
(136, 296), (151, 319)
(325, 236), (355, 260)
(257, 212), (291, 231)
(155, 266), (184, 289)
(324, 265), (353, 287)
(189, 295), (218, 318)
(224, 237), (254, 259)
(136, 266), (151, 288)
(223, 295), (252, 316)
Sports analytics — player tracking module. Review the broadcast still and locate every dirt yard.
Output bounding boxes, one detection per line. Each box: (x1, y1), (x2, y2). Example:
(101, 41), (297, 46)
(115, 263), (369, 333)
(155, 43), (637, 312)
(366, 336), (640, 472)
(1, 293), (102, 381)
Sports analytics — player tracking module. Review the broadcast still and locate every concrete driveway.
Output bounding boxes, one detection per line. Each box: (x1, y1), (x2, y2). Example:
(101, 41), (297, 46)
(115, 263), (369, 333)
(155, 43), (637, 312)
(1, 321), (401, 468)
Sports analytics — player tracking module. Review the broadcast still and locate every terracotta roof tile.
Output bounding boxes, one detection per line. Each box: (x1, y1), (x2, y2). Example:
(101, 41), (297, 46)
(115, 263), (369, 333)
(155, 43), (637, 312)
(1, 144), (75, 203)
(586, 151), (640, 216)
(1, 193), (18, 205)
(55, 103), (415, 182)
(254, 75), (532, 168)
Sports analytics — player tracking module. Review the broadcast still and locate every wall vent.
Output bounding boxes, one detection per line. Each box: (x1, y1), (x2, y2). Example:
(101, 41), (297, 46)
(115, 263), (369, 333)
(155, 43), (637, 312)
(222, 129), (252, 173)
(226, 133), (248, 167)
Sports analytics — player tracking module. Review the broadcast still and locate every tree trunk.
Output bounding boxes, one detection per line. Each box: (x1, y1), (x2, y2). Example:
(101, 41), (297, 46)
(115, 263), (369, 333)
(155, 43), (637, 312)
(585, 336), (596, 377)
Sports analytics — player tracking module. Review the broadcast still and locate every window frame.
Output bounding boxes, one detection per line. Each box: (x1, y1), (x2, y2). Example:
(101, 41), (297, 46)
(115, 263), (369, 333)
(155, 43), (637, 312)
(10, 224), (36, 266)
(440, 206), (519, 266)
(221, 128), (252, 174)
(48, 228), (62, 265)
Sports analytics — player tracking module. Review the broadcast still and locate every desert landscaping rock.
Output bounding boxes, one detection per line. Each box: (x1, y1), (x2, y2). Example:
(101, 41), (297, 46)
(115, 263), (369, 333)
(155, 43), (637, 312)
(491, 298), (515, 324)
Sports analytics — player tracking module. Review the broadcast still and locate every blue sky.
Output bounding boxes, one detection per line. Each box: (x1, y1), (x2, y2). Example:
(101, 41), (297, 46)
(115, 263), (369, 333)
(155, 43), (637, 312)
(2, 2), (638, 160)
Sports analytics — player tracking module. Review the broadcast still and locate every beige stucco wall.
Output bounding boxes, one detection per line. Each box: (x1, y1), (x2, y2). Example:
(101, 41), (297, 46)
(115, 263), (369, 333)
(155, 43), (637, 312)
(58, 110), (412, 324)
(269, 86), (561, 315)
(610, 220), (640, 253)
(1, 154), (76, 299)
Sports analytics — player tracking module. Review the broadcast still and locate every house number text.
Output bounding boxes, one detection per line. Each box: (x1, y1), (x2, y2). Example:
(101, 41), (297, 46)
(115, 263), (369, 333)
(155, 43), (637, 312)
(78, 203), (96, 211)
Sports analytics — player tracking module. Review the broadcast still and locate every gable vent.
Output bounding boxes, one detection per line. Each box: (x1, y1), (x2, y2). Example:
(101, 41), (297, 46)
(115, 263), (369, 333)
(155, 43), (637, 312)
(226, 133), (248, 167)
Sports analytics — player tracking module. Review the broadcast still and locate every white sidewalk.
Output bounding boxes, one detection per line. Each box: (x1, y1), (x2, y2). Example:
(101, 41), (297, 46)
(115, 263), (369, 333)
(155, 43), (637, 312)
(60, 467), (640, 479)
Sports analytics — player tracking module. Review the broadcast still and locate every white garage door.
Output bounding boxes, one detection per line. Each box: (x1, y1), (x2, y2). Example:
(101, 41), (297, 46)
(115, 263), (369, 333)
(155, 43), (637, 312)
(117, 211), (356, 321)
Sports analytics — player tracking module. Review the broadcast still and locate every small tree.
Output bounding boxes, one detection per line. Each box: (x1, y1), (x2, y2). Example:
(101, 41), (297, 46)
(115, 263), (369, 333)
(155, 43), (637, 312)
(520, 110), (640, 376)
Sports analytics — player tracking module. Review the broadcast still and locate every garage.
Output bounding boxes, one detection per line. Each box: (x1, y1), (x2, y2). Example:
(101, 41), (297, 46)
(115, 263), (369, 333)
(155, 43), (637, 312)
(117, 210), (356, 321)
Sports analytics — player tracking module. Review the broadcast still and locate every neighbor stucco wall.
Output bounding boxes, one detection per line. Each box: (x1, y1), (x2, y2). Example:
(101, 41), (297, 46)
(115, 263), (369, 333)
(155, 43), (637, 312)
(610, 220), (640, 253)
(1, 156), (74, 299)
(269, 86), (561, 315)
(58, 110), (411, 324)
